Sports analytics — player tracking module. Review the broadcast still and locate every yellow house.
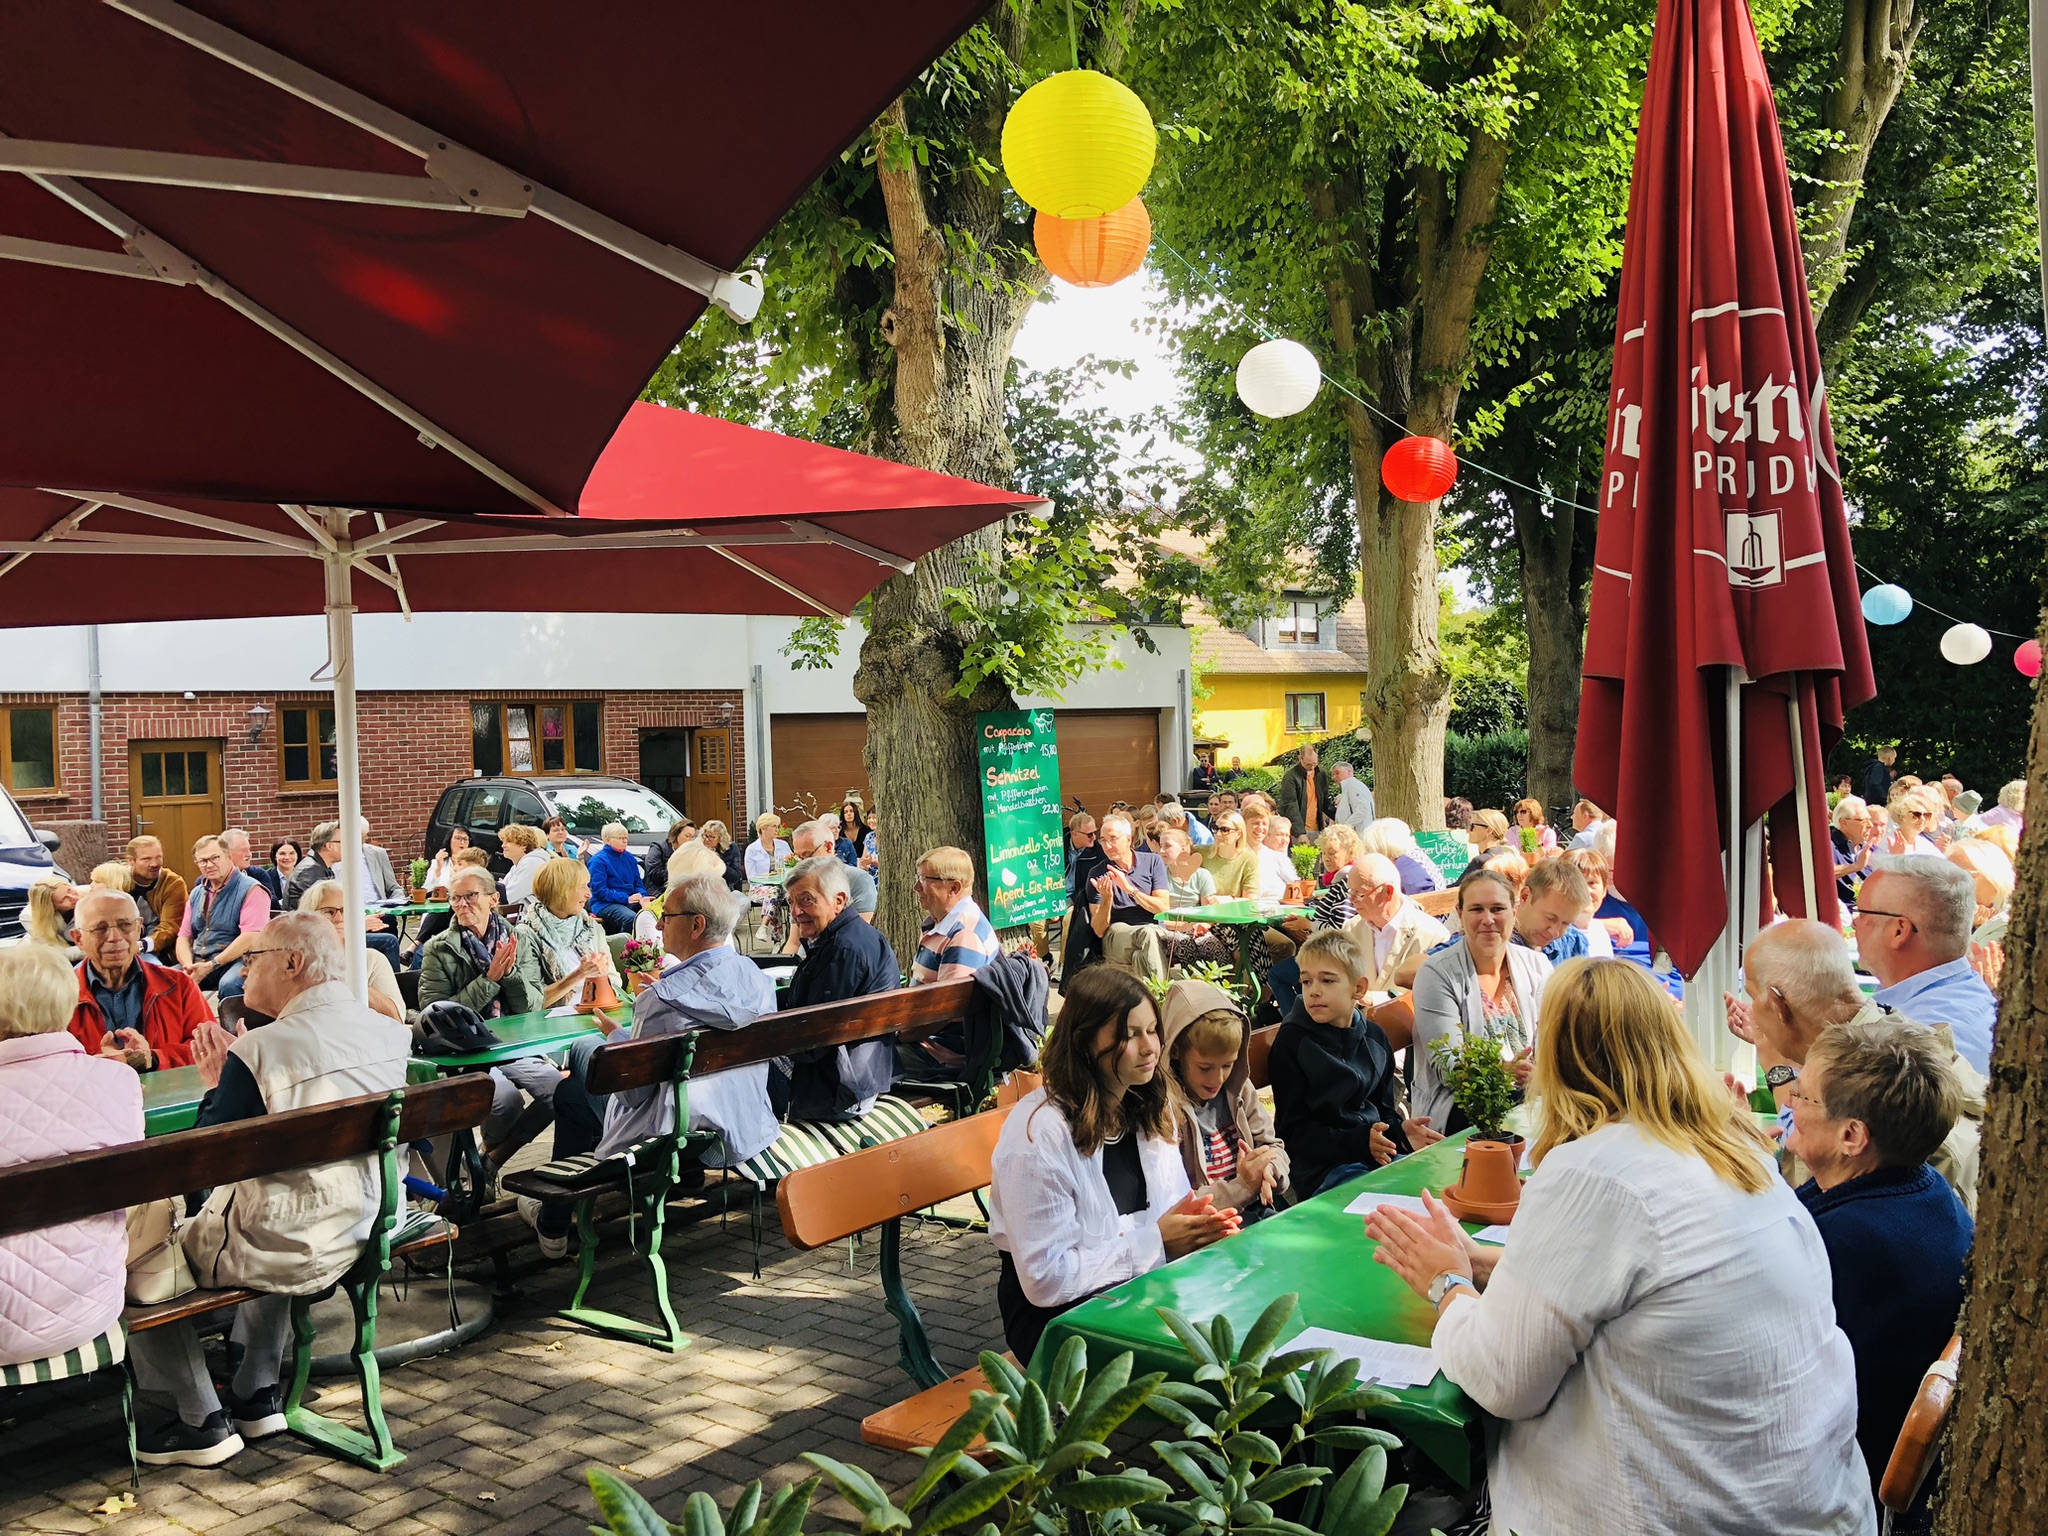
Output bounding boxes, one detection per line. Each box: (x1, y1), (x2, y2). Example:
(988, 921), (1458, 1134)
(1191, 591), (1372, 769)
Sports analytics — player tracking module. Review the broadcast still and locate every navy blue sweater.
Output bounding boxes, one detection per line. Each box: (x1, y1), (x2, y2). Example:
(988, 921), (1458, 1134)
(1267, 1002), (1404, 1198)
(1799, 1164), (1971, 1511)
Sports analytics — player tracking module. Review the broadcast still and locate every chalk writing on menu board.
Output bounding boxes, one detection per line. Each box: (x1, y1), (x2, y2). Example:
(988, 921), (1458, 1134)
(976, 709), (1066, 926)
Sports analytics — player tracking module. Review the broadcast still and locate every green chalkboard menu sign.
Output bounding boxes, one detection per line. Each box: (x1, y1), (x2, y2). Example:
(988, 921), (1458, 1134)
(976, 708), (1066, 927)
(1412, 829), (1472, 885)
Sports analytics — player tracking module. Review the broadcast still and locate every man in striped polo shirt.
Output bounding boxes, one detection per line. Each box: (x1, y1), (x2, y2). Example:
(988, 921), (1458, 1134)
(909, 846), (999, 983)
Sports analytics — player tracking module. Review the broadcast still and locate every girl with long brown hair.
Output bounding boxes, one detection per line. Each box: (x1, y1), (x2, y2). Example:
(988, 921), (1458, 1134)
(989, 965), (1236, 1363)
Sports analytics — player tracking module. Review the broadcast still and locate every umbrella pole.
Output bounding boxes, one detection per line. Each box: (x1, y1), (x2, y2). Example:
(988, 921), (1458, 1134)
(322, 518), (370, 1004)
(1786, 684), (1820, 918)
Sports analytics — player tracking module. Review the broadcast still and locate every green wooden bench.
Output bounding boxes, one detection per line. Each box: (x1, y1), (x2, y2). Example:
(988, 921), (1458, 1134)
(500, 977), (987, 1354)
(0, 1075), (494, 1476)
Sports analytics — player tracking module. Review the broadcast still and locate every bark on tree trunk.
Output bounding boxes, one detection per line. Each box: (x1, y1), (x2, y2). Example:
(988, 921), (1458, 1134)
(1803, 0), (1924, 309)
(1937, 624), (2048, 1535)
(1512, 485), (1590, 819)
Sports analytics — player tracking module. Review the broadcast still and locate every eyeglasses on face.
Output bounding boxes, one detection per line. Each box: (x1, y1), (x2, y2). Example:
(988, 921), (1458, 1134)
(84, 921), (141, 939)
(450, 890), (493, 905)
(1854, 906), (1916, 929)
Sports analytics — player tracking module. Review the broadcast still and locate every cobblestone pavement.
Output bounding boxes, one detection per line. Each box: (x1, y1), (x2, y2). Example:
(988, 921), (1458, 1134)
(0, 1195), (1004, 1536)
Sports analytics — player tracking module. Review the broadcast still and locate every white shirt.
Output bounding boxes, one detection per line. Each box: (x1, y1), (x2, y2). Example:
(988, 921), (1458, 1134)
(1333, 775), (1375, 833)
(1569, 818), (1611, 851)
(1254, 846), (1295, 900)
(1433, 1124), (1871, 1536)
(744, 838), (791, 884)
(1576, 919), (1614, 958)
(503, 849), (552, 908)
(989, 1088), (1192, 1309)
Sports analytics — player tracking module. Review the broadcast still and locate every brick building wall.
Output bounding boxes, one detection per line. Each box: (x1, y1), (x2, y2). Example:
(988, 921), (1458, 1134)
(5, 687), (746, 865)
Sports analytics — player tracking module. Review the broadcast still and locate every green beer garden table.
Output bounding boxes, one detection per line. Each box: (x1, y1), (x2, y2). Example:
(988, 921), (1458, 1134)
(1162, 899), (1310, 1004)
(1038, 1132), (1484, 1485)
(143, 1063), (206, 1136)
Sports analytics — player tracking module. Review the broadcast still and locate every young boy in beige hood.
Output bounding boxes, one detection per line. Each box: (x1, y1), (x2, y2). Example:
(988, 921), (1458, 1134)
(1159, 978), (1290, 1218)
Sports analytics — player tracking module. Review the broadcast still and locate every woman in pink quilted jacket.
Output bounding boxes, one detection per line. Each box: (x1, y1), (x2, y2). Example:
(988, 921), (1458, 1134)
(0, 942), (143, 1368)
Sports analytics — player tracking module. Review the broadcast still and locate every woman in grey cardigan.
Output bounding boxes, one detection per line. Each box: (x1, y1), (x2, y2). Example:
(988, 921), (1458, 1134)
(1409, 867), (1554, 1130)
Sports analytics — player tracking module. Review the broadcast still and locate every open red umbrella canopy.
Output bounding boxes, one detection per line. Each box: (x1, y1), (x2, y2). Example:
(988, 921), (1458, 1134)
(1572, 0), (1874, 979)
(0, 403), (1047, 622)
(0, 0), (994, 516)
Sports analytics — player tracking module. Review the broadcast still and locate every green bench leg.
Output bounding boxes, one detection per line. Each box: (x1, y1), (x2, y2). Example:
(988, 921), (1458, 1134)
(879, 1219), (946, 1391)
(283, 1279), (401, 1471)
(559, 1176), (688, 1353)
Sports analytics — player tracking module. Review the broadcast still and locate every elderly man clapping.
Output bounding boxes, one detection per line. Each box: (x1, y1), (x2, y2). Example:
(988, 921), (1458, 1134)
(66, 887), (214, 1071)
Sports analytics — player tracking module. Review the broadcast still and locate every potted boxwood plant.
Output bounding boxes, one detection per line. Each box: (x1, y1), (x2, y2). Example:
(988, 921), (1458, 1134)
(407, 857), (430, 903)
(1430, 1033), (1524, 1223)
(1287, 842), (1319, 904)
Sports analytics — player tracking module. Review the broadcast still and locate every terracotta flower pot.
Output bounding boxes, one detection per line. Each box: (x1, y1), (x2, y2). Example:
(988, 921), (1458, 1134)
(1442, 1136), (1523, 1224)
(1285, 879), (1314, 904)
(626, 970), (657, 998)
(408, 886), (430, 904)
(580, 972), (623, 1015)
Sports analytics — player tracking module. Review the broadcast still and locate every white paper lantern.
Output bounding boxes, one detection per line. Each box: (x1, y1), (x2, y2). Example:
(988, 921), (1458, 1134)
(1940, 623), (1993, 665)
(1236, 339), (1322, 418)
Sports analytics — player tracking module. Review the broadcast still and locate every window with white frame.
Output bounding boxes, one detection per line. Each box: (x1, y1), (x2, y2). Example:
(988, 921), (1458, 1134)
(1270, 598), (1323, 647)
(1285, 693), (1327, 734)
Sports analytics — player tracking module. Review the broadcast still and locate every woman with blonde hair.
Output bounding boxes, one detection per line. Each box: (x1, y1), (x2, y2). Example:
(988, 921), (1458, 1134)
(24, 874), (81, 953)
(1199, 810), (1257, 900)
(1369, 959), (1868, 1536)
(89, 861), (134, 893)
(498, 822), (552, 908)
(516, 857), (622, 1012)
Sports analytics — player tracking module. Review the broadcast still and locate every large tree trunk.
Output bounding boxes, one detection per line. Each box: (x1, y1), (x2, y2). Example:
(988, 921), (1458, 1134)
(1512, 484), (1590, 819)
(1938, 615), (2048, 1534)
(1802, 0), (1924, 309)
(852, 77), (1042, 959)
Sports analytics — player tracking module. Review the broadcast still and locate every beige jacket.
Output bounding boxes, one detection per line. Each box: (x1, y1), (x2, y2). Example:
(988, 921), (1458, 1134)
(1345, 897), (1451, 993)
(183, 981), (411, 1295)
(1160, 979), (1289, 1212)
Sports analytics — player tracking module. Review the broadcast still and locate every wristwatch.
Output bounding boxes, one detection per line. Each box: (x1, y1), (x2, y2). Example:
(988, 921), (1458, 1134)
(1765, 1064), (1800, 1089)
(1427, 1271), (1476, 1308)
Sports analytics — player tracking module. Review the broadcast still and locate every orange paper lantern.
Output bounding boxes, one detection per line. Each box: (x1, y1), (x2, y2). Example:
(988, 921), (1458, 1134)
(1035, 198), (1151, 287)
(1381, 435), (1458, 503)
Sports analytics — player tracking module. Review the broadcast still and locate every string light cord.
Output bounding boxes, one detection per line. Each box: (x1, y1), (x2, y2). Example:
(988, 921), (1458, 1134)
(1148, 238), (2030, 638)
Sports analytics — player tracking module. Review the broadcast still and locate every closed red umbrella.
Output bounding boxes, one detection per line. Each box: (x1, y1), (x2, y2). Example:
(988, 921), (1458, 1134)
(0, 0), (993, 514)
(1573, 0), (1875, 993)
(0, 403), (1043, 993)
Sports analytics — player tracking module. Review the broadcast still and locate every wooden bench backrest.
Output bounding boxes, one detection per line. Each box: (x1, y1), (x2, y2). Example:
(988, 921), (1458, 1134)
(996, 1070), (1041, 1107)
(1245, 1025), (1279, 1090)
(1416, 889), (1459, 919)
(1369, 994), (1415, 1055)
(585, 978), (977, 1095)
(0, 1075), (495, 1241)
(777, 1106), (1012, 1251)
(1880, 1334), (1962, 1512)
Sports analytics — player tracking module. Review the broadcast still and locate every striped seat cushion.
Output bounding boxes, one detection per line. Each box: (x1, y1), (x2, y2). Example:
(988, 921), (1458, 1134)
(0, 1324), (125, 1388)
(504, 1135), (682, 1197)
(733, 1095), (932, 1186)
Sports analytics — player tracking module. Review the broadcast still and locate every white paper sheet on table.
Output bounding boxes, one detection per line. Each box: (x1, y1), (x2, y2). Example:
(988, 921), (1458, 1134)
(1343, 1191), (1430, 1218)
(1288, 1328), (1440, 1388)
(545, 1004), (584, 1018)
(1471, 1224), (1512, 1245)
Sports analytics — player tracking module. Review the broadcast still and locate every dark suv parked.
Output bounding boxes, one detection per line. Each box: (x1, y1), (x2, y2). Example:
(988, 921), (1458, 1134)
(423, 776), (684, 875)
(0, 784), (67, 943)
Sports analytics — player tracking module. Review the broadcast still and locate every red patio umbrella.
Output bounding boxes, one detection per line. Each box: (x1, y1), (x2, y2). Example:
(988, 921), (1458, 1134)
(0, 0), (994, 515)
(1573, 0), (1875, 1012)
(0, 403), (1045, 993)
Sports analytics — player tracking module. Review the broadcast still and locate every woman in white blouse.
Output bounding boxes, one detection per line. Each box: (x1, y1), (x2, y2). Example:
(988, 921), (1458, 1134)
(499, 823), (553, 909)
(423, 825), (471, 895)
(1408, 868), (1553, 1130)
(989, 965), (1236, 1364)
(1369, 959), (1870, 1536)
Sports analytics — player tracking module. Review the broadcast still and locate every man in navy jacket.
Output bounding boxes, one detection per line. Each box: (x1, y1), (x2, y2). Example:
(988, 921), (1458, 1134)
(779, 855), (899, 1122)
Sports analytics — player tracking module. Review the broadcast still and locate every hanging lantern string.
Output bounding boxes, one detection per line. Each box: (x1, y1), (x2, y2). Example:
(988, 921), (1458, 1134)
(1147, 236), (2031, 641)
(1064, 0), (1079, 71)
(1854, 562), (2033, 640)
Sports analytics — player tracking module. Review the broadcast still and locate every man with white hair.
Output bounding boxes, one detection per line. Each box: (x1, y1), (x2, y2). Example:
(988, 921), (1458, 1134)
(1728, 918), (1981, 1212)
(1265, 852), (1448, 1018)
(1331, 761), (1375, 834)
(129, 912), (408, 1466)
(1084, 811), (1174, 974)
(66, 886), (213, 1071)
(792, 817), (875, 920)
(779, 854), (899, 1121)
(1852, 856), (1998, 1075)
(520, 873), (779, 1257)
(587, 820), (651, 935)
(1160, 800), (1213, 848)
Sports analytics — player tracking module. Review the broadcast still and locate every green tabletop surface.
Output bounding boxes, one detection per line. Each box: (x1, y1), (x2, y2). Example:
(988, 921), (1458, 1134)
(410, 1004), (626, 1073)
(369, 901), (450, 918)
(1163, 900), (1311, 923)
(1039, 1132), (1482, 1486)
(143, 1064), (206, 1137)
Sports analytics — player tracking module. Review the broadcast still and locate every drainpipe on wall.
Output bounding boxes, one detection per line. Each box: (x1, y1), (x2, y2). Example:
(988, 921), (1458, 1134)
(1176, 667), (1191, 791)
(86, 625), (104, 824)
(750, 664), (767, 821)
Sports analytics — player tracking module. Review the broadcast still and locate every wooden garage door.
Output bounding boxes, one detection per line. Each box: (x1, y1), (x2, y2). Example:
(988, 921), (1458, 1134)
(771, 714), (872, 824)
(1053, 710), (1160, 819)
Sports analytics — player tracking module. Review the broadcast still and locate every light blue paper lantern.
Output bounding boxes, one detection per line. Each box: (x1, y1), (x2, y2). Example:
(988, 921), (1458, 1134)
(1861, 584), (1913, 625)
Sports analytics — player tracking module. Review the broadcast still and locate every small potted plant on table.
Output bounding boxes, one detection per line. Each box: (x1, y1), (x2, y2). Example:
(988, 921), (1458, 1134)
(1431, 1033), (1524, 1223)
(407, 857), (430, 903)
(619, 937), (663, 998)
(1286, 843), (1319, 904)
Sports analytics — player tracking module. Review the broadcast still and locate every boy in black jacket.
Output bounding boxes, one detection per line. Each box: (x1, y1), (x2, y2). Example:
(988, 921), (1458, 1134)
(1269, 929), (1438, 1197)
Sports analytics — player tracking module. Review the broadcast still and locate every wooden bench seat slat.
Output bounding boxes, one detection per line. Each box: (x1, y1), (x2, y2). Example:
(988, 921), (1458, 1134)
(0, 1077), (494, 1240)
(121, 1223), (459, 1332)
(861, 1355), (1017, 1456)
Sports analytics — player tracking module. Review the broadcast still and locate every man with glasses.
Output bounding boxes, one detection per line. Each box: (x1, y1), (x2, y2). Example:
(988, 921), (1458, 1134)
(66, 887), (212, 1071)
(518, 873), (778, 1258)
(1725, 917), (1981, 1211)
(777, 855), (899, 1122)
(129, 912), (407, 1467)
(1852, 855), (1998, 1076)
(175, 834), (270, 999)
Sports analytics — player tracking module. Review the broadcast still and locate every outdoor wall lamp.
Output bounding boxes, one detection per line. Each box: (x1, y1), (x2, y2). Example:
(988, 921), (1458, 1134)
(245, 702), (272, 745)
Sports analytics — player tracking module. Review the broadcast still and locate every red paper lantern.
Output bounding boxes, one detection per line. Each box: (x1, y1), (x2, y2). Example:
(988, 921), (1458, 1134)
(2018, 638), (2043, 678)
(1035, 198), (1151, 288)
(1381, 436), (1458, 503)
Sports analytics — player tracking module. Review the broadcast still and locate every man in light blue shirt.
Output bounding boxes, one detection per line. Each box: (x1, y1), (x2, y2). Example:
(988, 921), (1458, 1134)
(1854, 856), (1997, 1075)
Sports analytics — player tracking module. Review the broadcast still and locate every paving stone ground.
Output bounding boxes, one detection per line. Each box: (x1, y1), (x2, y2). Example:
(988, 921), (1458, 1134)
(0, 1193), (1005, 1536)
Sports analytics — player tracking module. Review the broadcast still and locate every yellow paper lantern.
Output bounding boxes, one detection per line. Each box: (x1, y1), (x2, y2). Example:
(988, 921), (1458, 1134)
(1035, 198), (1151, 287)
(1001, 69), (1156, 219)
